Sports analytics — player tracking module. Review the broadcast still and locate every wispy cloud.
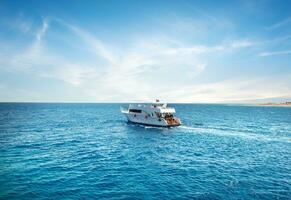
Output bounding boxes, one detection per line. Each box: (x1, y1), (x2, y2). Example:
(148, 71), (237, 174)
(267, 17), (291, 30)
(42, 63), (98, 85)
(49, 20), (223, 100)
(160, 76), (291, 103)
(1, 14), (290, 102)
(61, 21), (117, 65)
(0, 18), (50, 72)
(2, 18), (204, 98)
(0, 18), (99, 86)
(259, 50), (291, 57)
(36, 18), (49, 42)
(230, 40), (255, 48)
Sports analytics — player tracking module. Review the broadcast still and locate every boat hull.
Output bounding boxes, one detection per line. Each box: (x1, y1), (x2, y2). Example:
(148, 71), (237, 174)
(122, 112), (181, 127)
(128, 121), (181, 127)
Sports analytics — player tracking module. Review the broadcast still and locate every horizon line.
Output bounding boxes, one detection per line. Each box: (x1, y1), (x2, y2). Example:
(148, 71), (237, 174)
(0, 101), (275, 105)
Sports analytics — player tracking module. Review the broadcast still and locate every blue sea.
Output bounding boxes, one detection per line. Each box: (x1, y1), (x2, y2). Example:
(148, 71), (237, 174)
(0, 103), (290, 199)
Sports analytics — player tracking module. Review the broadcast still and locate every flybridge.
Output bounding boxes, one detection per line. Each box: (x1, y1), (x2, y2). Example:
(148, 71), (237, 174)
(130, 102), (176, 113)
(159, 107), (176, 113)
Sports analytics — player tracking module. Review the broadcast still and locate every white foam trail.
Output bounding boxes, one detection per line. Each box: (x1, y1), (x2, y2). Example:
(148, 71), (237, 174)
(128, 123), (165, 130)
(144, 126), (164, 130)
(179, 125), (291, 143)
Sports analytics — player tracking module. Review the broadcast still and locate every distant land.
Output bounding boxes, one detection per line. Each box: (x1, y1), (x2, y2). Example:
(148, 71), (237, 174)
(258, 102), (291, 107)
(222, 96), (291, 105)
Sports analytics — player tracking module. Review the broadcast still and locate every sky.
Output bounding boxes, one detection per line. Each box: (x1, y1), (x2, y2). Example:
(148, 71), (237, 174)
(0, 0), (291, 103)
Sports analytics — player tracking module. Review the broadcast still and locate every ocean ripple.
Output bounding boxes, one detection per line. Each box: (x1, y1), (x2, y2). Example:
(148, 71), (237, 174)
(0, 103), (290, 199)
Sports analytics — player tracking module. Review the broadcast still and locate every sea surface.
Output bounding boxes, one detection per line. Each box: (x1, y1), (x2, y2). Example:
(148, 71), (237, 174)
(0, 103), (290, 199)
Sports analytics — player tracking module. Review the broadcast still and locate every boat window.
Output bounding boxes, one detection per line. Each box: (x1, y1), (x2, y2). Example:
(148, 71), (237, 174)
(129, 109), (142, 113)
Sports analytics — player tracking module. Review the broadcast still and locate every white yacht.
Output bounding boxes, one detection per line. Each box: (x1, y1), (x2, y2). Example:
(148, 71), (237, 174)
(121, 100), (181, 127)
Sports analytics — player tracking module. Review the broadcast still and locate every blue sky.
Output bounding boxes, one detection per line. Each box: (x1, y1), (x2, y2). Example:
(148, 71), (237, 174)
(0, 0), (291, 102)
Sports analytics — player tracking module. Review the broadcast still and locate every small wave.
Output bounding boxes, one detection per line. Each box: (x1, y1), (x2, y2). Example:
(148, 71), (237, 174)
(179, 125), (291, 143)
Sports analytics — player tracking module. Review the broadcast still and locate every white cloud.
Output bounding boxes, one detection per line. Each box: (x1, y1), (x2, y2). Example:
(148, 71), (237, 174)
(43, 63), (97, 86)
(259, 50), (291, 57)
(50, 22), (220, 101)
(159, 76), (291, 103)
(230, 40), (255, 48)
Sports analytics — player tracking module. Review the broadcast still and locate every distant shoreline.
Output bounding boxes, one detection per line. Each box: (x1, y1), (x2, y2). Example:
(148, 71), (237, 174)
(258, 102), (291, 107)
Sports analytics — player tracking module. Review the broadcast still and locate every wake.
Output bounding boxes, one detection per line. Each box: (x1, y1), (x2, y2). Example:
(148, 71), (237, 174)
(178, 125), (291, 143)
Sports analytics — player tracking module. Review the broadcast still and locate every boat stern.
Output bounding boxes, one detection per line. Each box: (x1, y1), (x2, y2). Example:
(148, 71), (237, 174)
(165, 117), (182, 127)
